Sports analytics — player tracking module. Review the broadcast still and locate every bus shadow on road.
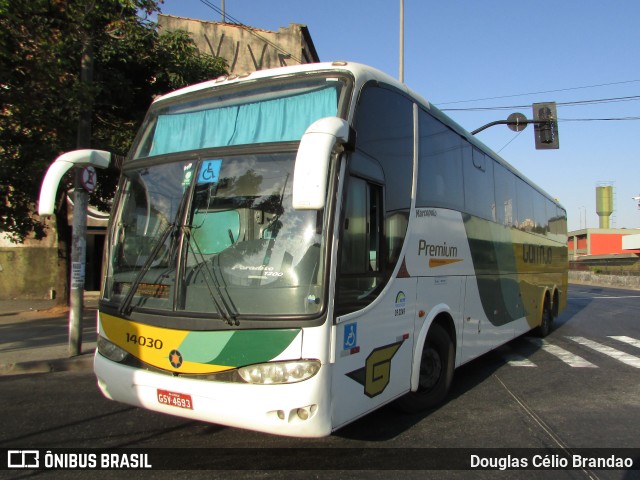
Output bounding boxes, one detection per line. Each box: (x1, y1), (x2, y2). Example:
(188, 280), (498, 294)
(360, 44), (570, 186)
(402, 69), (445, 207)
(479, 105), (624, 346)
(335, 354), (508, 442)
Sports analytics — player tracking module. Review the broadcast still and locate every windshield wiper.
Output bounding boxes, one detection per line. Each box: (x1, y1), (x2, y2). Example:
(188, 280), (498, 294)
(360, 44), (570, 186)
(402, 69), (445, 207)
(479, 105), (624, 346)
(119, 222), (175, 316)
(186, 225), (239, 325)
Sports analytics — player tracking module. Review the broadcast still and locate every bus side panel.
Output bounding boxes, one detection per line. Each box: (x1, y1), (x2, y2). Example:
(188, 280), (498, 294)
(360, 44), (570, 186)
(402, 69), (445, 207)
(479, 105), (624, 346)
(406, 209), (474, 367)
(407, 209), (521, 379)
(460, 275), (516, 364)
(461, 214), (566, 356)
(330, 277), (416, 430)
(415, 275), (465, 367)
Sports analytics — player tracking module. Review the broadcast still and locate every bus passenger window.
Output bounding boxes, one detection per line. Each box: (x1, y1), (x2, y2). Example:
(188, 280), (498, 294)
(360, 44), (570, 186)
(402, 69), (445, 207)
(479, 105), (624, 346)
(417, 109), (464, 211)
(464, 148), (495, 221)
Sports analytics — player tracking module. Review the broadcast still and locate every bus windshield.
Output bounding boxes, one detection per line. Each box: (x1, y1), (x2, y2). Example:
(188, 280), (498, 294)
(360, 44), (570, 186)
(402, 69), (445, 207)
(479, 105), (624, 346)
(105, 152), (325, 319)
(102, 74), (351, 320)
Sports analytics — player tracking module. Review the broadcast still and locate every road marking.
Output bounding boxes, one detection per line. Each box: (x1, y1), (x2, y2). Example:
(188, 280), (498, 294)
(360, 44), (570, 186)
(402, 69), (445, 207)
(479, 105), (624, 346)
(567, 336), (640, 368)
(609, 336), (640, 350)
(569, 290), (640, 299)
(498, 347), (537, 367)
(526, 338), (598, 368)
(591, 295), (640, 299)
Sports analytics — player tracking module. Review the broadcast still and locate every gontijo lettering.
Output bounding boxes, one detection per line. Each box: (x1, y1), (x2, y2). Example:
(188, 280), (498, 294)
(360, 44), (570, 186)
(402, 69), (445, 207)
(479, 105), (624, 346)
(522, 244), (553, 264)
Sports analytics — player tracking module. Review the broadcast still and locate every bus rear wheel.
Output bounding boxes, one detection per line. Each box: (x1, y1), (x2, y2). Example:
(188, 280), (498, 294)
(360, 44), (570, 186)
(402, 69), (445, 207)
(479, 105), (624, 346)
(535, 297), (553, 338)
(395, 323), (454, 413)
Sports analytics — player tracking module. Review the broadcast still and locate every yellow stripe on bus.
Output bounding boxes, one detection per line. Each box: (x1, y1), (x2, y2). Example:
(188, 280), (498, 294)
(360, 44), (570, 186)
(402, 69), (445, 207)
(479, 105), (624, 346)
(99, 312), (233, 374)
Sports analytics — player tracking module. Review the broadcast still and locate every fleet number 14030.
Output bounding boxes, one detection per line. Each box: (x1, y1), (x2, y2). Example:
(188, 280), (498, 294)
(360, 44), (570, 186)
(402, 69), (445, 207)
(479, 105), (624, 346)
(125, 333), (163, 349)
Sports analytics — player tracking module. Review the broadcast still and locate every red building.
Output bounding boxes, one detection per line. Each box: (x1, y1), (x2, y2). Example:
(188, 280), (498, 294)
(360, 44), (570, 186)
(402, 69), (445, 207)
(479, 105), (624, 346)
(569, 228), (640, 262)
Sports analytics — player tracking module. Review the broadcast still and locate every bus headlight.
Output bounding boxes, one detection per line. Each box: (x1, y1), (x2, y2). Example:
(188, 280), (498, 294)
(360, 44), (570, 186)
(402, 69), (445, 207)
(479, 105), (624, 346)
(238, 360), (320, 384)
(97, 335), (129, 363)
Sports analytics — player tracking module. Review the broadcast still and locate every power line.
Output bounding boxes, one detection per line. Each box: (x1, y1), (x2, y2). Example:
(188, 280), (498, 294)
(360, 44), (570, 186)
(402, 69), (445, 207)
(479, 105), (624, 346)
(440, 95), (640, 112)
(560, 117), (640, 122)
(497, 130), (524, 153)
(198, 0), (241, 25)
(436, 79), (640, 106)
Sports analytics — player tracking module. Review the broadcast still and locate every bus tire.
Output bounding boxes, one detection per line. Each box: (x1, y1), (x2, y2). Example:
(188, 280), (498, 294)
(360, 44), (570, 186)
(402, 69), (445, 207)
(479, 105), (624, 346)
(395, 323), (454, 413)
(535, 297), (553, 338)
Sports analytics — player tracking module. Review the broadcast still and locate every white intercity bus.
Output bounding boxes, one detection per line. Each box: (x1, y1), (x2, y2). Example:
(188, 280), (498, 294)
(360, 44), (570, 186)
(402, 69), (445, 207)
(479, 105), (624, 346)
(93, 62), (568, 437)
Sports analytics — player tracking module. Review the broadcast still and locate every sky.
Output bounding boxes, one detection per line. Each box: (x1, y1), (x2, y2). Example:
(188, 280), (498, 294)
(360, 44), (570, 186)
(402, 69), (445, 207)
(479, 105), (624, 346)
(151, 0), (640, 232)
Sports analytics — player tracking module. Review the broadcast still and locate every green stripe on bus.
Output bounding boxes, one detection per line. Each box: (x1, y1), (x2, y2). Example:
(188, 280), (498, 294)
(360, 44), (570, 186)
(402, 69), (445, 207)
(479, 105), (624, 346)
(464, 214), (564, 327)
(178, 329), (301, 367)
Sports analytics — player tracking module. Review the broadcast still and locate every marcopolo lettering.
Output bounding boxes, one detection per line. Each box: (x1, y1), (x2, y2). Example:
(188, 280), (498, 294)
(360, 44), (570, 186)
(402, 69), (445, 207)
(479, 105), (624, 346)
(415, 209), (437, 218)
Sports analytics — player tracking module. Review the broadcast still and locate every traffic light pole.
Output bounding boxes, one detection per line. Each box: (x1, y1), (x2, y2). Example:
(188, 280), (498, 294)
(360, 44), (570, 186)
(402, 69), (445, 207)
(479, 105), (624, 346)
(470, 118), (547, 136)
(471, 102), (559, 150)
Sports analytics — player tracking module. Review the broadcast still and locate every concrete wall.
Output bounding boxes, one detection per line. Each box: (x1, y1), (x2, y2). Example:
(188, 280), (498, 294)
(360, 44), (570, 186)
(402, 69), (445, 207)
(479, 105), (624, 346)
(569, 270), (640, 290)
(158, 15), (319, 74)
(0, 217), (65, 300)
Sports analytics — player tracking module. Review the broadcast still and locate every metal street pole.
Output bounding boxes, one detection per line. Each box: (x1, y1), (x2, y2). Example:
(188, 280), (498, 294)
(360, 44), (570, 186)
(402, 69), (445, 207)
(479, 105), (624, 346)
(70, 34), (93, 356)
(39, 152), (110, 358)
(34, 7), (115, 360)
(399, 0), (404, 83)
(69, 174), (88, 356)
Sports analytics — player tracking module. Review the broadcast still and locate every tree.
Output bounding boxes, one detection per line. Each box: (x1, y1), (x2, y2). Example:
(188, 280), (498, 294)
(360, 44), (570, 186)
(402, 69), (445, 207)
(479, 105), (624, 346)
(0, 0), (227, 243)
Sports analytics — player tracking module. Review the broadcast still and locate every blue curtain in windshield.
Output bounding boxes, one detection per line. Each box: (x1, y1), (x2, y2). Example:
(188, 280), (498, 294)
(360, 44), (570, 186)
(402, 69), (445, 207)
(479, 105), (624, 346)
(149, 87), (338, 156)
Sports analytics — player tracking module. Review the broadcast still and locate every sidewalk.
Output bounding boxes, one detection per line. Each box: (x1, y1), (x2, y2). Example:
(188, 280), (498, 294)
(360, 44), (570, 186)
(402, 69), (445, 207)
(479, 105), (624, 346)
(0, 292), (99, 376)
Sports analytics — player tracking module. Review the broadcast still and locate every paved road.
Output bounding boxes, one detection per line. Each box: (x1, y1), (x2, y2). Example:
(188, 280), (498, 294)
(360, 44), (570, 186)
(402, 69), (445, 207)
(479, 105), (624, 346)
(1, 285), (639, 479)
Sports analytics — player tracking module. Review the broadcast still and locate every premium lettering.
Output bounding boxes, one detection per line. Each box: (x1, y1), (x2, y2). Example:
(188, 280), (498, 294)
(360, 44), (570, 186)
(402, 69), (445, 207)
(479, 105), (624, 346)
(418, 240), (458, 257)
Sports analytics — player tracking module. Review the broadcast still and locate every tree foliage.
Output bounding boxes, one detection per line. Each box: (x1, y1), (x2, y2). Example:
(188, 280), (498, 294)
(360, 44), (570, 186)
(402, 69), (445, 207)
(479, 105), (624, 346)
(0, 0), (227, 243)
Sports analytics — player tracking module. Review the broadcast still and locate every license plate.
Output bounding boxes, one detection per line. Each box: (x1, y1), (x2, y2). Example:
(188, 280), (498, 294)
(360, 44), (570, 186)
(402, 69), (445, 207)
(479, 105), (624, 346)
(157, 389), (193, 410)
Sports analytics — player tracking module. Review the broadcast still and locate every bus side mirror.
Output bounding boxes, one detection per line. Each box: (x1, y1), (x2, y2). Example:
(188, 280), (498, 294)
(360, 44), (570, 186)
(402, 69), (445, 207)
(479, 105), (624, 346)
(38, 149), (111, 216)
(292, 117), (353, 210)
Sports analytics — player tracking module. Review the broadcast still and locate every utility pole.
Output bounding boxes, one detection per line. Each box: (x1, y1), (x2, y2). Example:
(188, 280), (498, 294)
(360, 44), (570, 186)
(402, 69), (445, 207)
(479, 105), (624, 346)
(399, 0), (404, 83)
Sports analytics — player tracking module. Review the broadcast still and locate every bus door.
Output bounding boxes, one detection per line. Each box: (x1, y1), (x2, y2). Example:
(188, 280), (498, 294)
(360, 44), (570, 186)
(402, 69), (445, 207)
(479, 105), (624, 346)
(329, 176), (415, 429)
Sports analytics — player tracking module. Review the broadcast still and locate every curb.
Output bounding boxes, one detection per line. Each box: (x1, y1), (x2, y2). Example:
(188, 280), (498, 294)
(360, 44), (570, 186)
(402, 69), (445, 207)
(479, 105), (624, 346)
(0, 352), (94, 377)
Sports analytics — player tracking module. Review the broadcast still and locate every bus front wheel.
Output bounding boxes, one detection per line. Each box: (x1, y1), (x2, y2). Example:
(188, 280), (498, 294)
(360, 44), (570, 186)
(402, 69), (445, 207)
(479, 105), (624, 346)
(395, 323), (454, 413)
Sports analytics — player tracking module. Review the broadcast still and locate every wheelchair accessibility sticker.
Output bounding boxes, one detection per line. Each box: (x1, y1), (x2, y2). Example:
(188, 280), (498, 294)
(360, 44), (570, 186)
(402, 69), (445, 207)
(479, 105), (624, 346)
(198, 159), (222, 184)
(343, 323), (357, 350)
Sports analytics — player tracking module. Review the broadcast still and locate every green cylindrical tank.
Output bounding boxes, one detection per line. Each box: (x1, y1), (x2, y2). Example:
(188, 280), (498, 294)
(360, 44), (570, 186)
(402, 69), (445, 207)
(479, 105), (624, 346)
(596, 186), (613, 229)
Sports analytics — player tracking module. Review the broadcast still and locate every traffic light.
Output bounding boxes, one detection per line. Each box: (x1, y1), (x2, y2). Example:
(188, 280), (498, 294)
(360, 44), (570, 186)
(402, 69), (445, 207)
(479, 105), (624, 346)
(533, 102), (559, 149)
